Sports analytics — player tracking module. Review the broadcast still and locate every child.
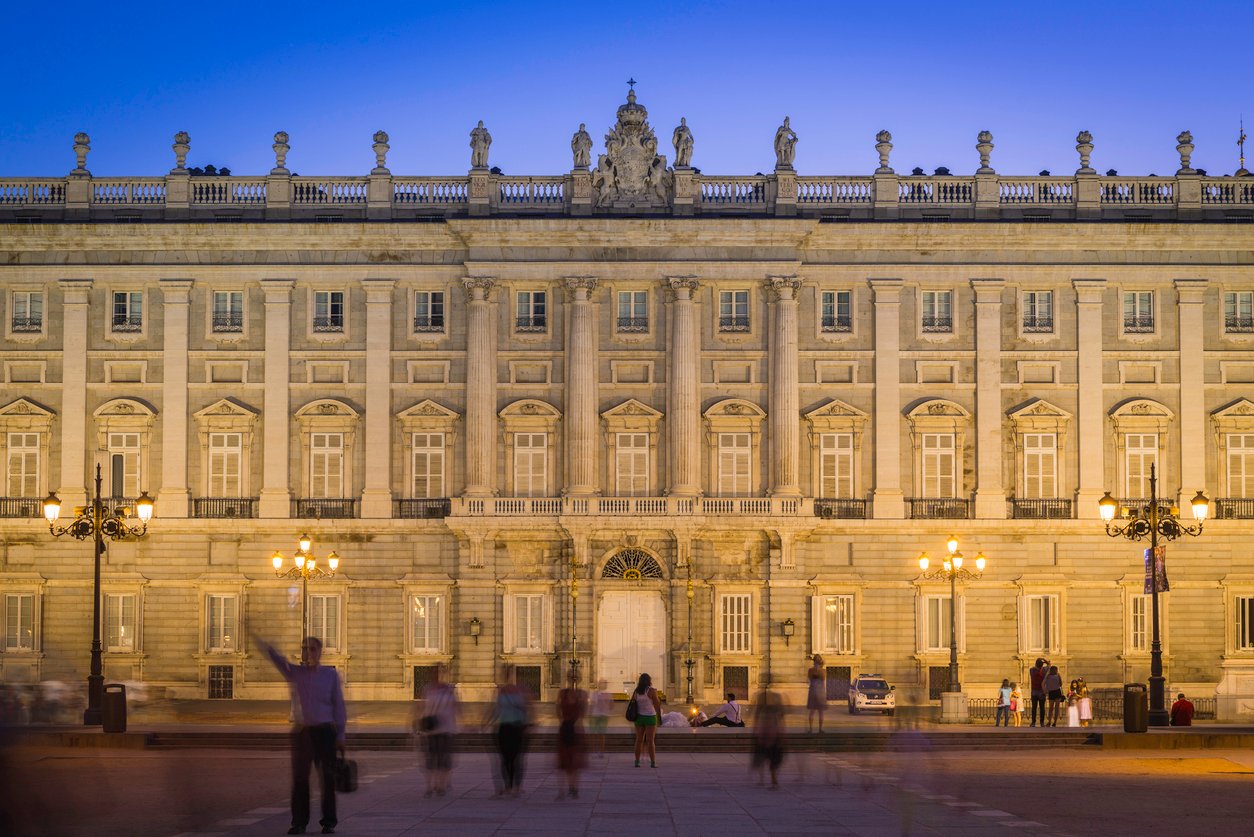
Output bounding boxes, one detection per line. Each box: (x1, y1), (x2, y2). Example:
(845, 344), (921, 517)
(1009, 681), (1023, 728)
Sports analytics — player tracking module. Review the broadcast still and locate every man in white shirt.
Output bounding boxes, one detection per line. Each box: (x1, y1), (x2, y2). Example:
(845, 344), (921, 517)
(700, 693), (745, 727)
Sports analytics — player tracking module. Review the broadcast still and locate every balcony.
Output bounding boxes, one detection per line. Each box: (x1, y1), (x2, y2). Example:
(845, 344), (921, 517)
(211, 313), (244, 333)
(111, 316), (143, 333)
(515, 315), (547, 333)
(192, 497), (258, 518)
(718, 316), (750, 332)
(1215, 498), (1254, 519)
(820, 315), (853, 333)
(413, 315), (445, 333)
(450, 496), (811, 517)
(616, 316), (649, 333)
(292, 498), (358, 519)
(1225, 316), (1254, 334)
(1022, 315), (1054, 333)
(1008, 498), (1072, 519)
(312, 316), (344, 333)
(0, 497), (42, 518)
(10, 316), (42, 333)
(921, 315), (952, 333)
(394, 498), (452, 519)
(907, 498), (971, 519)
(814, 498), (868, 519)
(1123, 316), (1155, 333)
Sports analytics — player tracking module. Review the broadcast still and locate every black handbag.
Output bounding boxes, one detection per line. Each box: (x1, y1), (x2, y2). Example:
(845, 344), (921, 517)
(334, 757), (358, 793)
(625, 697), (639, 722)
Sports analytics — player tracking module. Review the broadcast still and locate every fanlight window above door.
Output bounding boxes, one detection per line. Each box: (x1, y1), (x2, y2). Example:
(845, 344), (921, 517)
(602, 548), (664, 580)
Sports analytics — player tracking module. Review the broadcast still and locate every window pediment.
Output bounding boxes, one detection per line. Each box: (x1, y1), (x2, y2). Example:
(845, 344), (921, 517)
(296, 399), (360, 436)
(94, 398), (156, 449)
(601, 398), (663, 431)
(1111, 398), (1173, 433)
(703, 398), (766, 437)
(193, 398), (258, 434)
(804, 398), (867, 435)
(1008, 398), (1072, 432)
(0, 398), (55, 431)
(499, 399), (561, 432)
(907, 398), (969, 433)
(398, 399), (460, 432)
(1213, 398), (1254, 429)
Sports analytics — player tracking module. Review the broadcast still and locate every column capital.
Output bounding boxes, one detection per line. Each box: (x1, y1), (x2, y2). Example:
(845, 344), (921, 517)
(462, 276), (496, 301)
(969, 277), (1005, 302)
(667, 275), (701, 298)
(159, 277), (195, 304)
(563, 276), (599, 299)
(868, 277), (903, 302)
(261, 278), (295, 302)
(361, 277), (397, 303)
(1173, 277), (1208, 304)
(1072, 277), (1107, 303)
(58, 277), (93, 303)
(765, 275), (802, 301)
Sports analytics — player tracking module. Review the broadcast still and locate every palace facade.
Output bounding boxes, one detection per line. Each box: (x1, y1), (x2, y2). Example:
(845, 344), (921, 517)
(3, 93), (1254, 714)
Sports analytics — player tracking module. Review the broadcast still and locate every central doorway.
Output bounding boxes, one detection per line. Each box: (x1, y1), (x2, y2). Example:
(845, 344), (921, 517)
(597, 591), (666, 694)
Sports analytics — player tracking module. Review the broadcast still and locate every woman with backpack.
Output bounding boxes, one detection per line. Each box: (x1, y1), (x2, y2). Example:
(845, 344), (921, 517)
(628, 672), (662, 768)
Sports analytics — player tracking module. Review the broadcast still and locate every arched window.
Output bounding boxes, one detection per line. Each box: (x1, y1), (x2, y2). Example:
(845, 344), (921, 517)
(601, 548), (664, 580)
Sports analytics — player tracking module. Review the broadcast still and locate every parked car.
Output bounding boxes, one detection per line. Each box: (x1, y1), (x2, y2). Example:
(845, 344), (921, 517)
(848, 674), (895, 715)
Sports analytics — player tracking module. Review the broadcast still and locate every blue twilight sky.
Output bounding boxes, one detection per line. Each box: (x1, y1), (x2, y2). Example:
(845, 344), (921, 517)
(2, 1), (1252, 179)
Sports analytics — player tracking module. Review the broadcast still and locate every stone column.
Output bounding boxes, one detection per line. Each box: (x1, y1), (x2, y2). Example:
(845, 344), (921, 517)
(463, 278), (497, 497)
(360, 278), (395, 517)
(57, 278), (92, 508)
(1074, 278), (1107, 517)
(971, 278), (1006, 518)
(1175, 279), (1208, 509)
(158, 279), (193, 517)
(667, 277), (702, 498)
(767, 276), (802, 497)
(870, 278), (905, 518)
(258, 279), (294, 518)
(563, 277), (599, 496)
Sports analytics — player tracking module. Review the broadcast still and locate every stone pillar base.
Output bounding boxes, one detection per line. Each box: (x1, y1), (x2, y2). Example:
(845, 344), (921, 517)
(359, 490), (393, 519)
(939, 691), (970, 723)
(871, 490), (905, 519)
(258, 490), (292, 519)
(1074, 489), (1105, 519)
(973, 490), (1006, 519)
(156, 489), (190, 519)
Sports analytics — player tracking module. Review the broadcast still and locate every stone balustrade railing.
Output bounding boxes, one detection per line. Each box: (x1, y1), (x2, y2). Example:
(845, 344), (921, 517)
(3, 168), (1252, 222)
(449, 496), (813, 518)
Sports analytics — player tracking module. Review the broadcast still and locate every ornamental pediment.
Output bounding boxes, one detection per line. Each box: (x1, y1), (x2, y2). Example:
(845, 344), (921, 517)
(703, 398), (766, 419)
(1212, 398), (1254, 421)
(398, 399), (460, 421)
(1008, 398), (1071, 421)
(499, 399), (561, 419)
(193, 398), (258, 420)
(0, 397), (54, 418)
(295, 398), (359, 419)
(93, 397), (156, 418)
(1110, 398), (1173, 419)
(906, 399), (969, 419)
(601, 399), (663, 421)
(803, 398), (867, 421)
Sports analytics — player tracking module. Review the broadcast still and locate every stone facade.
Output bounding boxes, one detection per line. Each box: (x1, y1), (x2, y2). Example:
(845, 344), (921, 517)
(2, 94), (1254, 716)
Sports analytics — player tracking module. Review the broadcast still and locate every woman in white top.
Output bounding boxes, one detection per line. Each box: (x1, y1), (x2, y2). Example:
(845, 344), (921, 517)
(631, 672), (662, 768)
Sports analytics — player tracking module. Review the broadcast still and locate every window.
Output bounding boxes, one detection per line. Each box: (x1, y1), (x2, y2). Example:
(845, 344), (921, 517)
(411, 433), (445, 498)
(924, 596), (953, 651)
(719, 290), (750, 332)
(1124, 433), (1158, 498)
(516, 291), (546, 332)
(107, 432), (140, 499)
(1123, 291), (1154, 333)
(313, 291), (345, 332)
(112, 291), (143, 332)
(206, 594), (238, 652)
(105, 593), (137, 652)
(513, 433), (547, 497)
(720, 593), (752, 653)
(310, 433), (344, 498)
(1228, 434), (1254, 498)
(512, 594), (544, 652)
(921, 433), (956, 498)
(212, 291), (244, 332)
(617, 291), (648, 332)
(717, 433), (751, 496)
(208, 432), (243, 497)
(411, 594), (443, 652)
(309, 594), (340, 652)
(615, 432), (649, 496)
(921, 290), (952, 332)
(3, 593), (35, 651)
(1237, 596), (1254, 651)
(1022, 433), (1057, 498)
(11, 291), (42, 332)
(820, 290), (852, 332)
(1225, 292), (1254, 333)
(1022, 291), (1053, 333)
(6, 432), (39, 497)
(414, 291), (445, 332)
(1024, 594), (1059, 652)
(1130, 594), (1149, 652)
(818, 594), (854, 654)
(818, 433), (853, 498)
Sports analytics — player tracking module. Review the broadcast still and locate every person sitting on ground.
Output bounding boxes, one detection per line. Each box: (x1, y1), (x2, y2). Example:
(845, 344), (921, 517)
(700, 693), (746, 727)
(1170, 692), (1195, 727)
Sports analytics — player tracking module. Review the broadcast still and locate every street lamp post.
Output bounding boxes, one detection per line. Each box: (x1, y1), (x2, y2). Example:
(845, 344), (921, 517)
(685, 560), (695, 706)
(1099, 463), (1208, 726)
(271, 533), (340, 637)
(42, 464), (154, 726)
(917, 535), (987, 722)
(569, 551), (580, 683)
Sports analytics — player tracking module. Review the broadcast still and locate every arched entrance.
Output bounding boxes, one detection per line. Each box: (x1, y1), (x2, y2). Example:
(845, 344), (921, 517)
(597, 549), (666, 694)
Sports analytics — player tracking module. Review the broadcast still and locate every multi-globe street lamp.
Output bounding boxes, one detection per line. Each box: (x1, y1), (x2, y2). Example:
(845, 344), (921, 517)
(916, 535), (987, 697)
(1099, 463), (1208, 726)
(42, 464), (154, 725)
(271, 533), (340, 638)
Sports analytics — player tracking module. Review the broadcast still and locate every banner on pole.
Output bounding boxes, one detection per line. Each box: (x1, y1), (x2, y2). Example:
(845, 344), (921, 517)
(1144, 545), (1169, 594)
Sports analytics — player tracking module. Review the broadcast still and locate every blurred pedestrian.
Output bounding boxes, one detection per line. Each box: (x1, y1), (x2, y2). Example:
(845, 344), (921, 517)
(413, 664), (457, 797)
(1029, 657), (1049, 727)
(630, 672), (661, 768)
(254, 634), (346, 836)
(806, 654), (827, 732)
(588, 680), (612, 758)
(1010, 682), (1023, 727)
(751, 680), (787, 788)
(995, 678), (1012, 727)
(1044, 664), (1064, 727)
(555, 670), (587, 798)
(1170, 692), (1195, 726)
(488, 664), (530, 797)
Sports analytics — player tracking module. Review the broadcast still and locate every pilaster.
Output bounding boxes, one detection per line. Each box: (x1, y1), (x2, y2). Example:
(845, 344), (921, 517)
(973, 173), (1000, 219)
(158, 279), (194, 518)
(1073, 278), (1107, 517)
(468, 169), (492, 216)
(869, 278), (905, 518)
(463, 278), (497, 496)
(57, 278), (92, 508)
(563, 277), (599, 496)
(1175, 278), (1208, 509)
(360, 278), (396, 517)
(872, 173), (900, 220)
(1075, 174), (1101, 220)
(773, 170), (797, 217)
(767, 276), (802, 497)
(971, 278), (1006, 518)
(671, 168), (697, 216)
(568, 171), (593, 217)
(667, 277), (702, 497)
(259, 279), (294, 518)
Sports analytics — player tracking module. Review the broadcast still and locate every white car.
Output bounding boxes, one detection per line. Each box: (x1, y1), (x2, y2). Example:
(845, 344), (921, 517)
(848, 674), (895, 715)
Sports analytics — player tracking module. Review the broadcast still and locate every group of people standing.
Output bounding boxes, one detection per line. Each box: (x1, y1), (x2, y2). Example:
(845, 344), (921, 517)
(995, 659), (1092, 728)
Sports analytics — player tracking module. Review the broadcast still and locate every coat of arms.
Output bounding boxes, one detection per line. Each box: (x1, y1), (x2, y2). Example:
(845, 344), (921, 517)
(592, 87), (671, 208)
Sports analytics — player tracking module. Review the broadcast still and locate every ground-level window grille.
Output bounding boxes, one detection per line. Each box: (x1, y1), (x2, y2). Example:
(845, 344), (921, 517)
(722, 665), (749, 697)
(825, 666), (852, 702)
(515, 665), (542, 699)
(208, 665), (234, 699)
(927, 666), (951, 701)
(413, 664), (439, 700)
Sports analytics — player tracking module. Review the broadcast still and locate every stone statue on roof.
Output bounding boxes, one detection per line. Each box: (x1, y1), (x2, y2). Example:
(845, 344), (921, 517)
(774, 116), (797, 169)
(469, 120), (492, 169)
(672, 118), (694, 168)
(571, 123), (592, 169)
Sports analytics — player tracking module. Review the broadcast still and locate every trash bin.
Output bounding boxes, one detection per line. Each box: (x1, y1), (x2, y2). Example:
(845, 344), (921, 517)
(102, 683), (127, 733)
(1123, 683), (1148, 733)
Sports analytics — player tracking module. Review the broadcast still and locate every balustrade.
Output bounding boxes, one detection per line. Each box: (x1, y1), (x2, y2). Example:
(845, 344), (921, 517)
(498, 177), (564, 206)
(393, 177), (468, 204)
(899, 177), (974, 205)
(0, 180), (65, 205)
(292, 178), (368, 204)
(796, 176), (872, 204)
(700, 176), (769, 206)
(1100, 177), (1174, 205)
(92, 179), (166, 205)
(998, 178), (1073, 204)
(190, 178), (266, 205)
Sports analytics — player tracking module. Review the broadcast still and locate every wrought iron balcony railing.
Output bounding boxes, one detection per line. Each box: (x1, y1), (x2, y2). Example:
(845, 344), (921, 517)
(1008, 498), (1072, 519)
(0, 497), (42, 518)
(10, 316), (42, 332)
(814, 498), (868, 519)
(1215, 498), (1254, 519)
(1225, 316), (1254, 334)
(394, 498), (452, 519)
(191, 497), (259, 518)
(1123, 315), (1155, 333)
(413, 315), (445, 332)
(515, 315), (547, 332)
(718, 316), (750, 332)
(820, 315), (853, 333)
(211, 313), (244, 332)
(907, 498), (971, 519)
(292, 498), (359, 519)
(616, 316), (649, 333)
(1022, 315), (1054, 333)
(111, 316), (143, 332)
(312, 316), (344, 332)
(921, 315), (952, 333)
